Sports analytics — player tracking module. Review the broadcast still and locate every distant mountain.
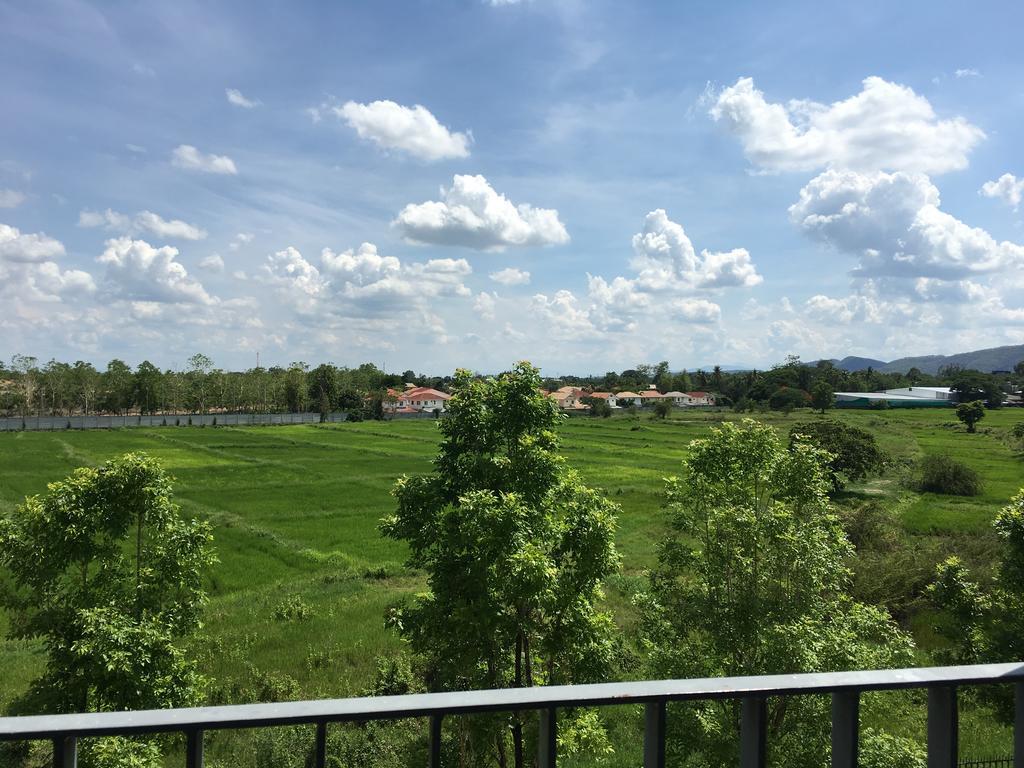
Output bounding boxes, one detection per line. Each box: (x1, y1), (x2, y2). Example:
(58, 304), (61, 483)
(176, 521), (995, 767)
(834, 356), (888, 372)
(880, 345), (1024, 375)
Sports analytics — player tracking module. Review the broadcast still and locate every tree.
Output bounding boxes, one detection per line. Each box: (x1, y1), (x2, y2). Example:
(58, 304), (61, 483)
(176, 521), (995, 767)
(769, 386), (809, 413)
(381, 363), (620, 768)
(100, 359), (134, 415)
(133, 361), (163, 415)
(652, 399), (673, 419)
(637, 420), (914, 768)
(0, 453), (214, 722)
(187, 353), (215, 413)
(72, 361), (101, 417)
(789, 420), (886, 492)
(949, 371), (1003, 408)
(1015, 360), (1024, 377)
(810, 380), (834, 413)
(956, 400), (986, 433)
(930, 487), (1024, 722)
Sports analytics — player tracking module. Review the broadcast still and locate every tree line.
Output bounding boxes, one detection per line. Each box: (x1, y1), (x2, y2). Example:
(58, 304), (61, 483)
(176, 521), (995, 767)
(2, 353), (1020, 421)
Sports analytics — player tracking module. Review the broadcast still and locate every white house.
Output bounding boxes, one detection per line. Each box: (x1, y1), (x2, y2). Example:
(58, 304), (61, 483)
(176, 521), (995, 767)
(615, 391), (642, 406)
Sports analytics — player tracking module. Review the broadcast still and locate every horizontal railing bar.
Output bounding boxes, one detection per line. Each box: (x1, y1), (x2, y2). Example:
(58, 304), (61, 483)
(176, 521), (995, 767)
(1, 663), (1021, 741)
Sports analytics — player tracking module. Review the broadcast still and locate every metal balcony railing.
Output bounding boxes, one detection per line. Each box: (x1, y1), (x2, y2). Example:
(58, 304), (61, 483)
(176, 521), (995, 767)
(1, 663), (1022, 768)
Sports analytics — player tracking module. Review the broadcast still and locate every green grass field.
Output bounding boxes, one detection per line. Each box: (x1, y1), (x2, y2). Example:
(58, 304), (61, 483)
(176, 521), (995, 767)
(1, 407), (1023, 762)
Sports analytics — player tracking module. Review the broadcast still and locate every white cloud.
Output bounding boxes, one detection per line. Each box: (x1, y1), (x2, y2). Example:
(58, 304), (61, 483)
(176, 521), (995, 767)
(0, 189), (25, 208)
(710, 76), (984, 174)
(490, 267), (531, 286)
(334, 100), (471, 161)
(263, 242), (472, 321)
(790, 169), (1024, 279)
(630, 209), (762, 291)
(0, 224), (94, 302)
(171, 144), (238, 175)
(394, 174), (569, 250)
(473, 291), (497, 320)
(198, 253), (225, 272)
(125, 143), (147, 154)
(226, 88), (261, 108)
(674, 298), (721, 323)
(98, 237), (212, 304)
(79, 208), (207, 240)
(980, 173), (1024, 211)
(0, 223), (65, 262)
(955, 68), (981, 79)
(229, 232), (254, 250)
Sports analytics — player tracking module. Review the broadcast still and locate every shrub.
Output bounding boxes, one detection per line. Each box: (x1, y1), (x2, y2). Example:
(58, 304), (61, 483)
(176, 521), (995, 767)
(273, 595), (312, 622)
(1011, 422), (1024, 440)
(918, 455), (983, 496)
(869, 399), (890, 410)
(769, 386), (809, 412)
(652, 399), (673, 419)
(956, 400), (986, 433)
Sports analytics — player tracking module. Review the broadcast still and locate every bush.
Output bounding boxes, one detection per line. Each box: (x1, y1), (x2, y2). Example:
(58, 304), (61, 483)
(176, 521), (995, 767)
(1011, 422), (1024, 440)
(273, 595), (312, 622)
(918, 455), (983, 496)
(652, 399), (673, 419)
(769, 386), (809, 412)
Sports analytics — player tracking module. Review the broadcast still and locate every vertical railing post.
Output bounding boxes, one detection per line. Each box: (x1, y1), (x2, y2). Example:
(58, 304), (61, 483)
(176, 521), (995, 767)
(927, 686), (958, 768)
(643, 701), (666, 768)
(740, 697), (767, 768)
(538, 707), (557, 768)
(429, 714), (443, 768)
(1014, 682), (1024, 768)
(52, 735), (76, 768)
(831, 690), (859, 768)
(185, 728), (204, 768)
(314, 722), (327, 768)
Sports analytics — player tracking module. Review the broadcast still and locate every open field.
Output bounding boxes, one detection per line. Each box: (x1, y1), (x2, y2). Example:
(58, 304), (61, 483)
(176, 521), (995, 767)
(1, 407), (1023, 762)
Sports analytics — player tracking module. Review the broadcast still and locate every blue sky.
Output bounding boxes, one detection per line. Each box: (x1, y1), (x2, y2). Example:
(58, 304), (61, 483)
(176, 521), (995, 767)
(2, 0), (1023, 374)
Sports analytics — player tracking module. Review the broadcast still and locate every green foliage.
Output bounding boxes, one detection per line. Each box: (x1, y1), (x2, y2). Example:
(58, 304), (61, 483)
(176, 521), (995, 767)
(0, 453), (214, 718)
(652, 399), (673, 419)
(858, 729), (926, 768)
(79, 737), (162, 768)
(957, 400), (986, 432)
(950, 372), (1004, 409)
(585, 397), (612, 418)
(929, 489), (1024, 720)
(789, 420), (887, 491)
(810, 380), (834, 413)
(382, 362), (621, 767)
(918, 455), (983, 497)
(638, 419), (915, 768)
(273, 596), (312, 622)
(769, 386), (809, 413)
(1012, 422), (1024, 441)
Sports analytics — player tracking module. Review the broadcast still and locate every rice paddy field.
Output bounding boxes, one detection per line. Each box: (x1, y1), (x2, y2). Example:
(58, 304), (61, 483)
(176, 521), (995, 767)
(1, 407), (1023, 763)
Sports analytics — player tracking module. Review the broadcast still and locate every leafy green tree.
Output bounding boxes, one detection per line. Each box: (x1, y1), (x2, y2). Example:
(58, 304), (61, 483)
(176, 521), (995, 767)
(956, 400), (986, 433)
(929, 487), (1024, 722)
(186, 353), (215, 413)
(769, 386), (809, 413)
(100, 359), (134, 415)
(652, 398), (673, 419)
(789, 420), (886, 492)
(950, 371), (1003, 408)
(582, 396), (612, 418)
(637, 419), (914, 768)
(810, 380), (834, 413)
(72, 361), (101, 416)
(133, 361), (163, 415)
(0, 453), (214, 718)
(1015, 360), (1024, 377)
(381, 363), (620, 768)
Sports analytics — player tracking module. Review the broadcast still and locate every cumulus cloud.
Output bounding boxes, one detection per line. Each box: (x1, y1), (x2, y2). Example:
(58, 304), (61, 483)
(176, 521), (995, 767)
(473, 291), (497, 320)
(790, 169), (1024, 280)
(262, 242), (472, 321)
(0, 189), (25, 208)
(630, 209), (762, 291)
(98, 237), (212, 304)
(171, 144), (238, 175)
(394, 174), (569, 250)
(226, 88), (260, 108)
(198, 253), (225, 272)
(980, 173), (1024, 211)
(0, 223), (66, 262)
(79, 208), (207, 240)
(332, 100), (471, 161)
(524, 209), (759, 339)
(674, 298), (721, 323)
(490, 267), (531, 286)
(229, 232), (254, 250)
(0, 224), (94, 302)
(710, 76), (984, 174)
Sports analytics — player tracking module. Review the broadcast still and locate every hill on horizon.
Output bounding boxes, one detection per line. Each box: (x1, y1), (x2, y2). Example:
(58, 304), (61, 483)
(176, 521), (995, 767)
(808, 344), (1024, 375)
